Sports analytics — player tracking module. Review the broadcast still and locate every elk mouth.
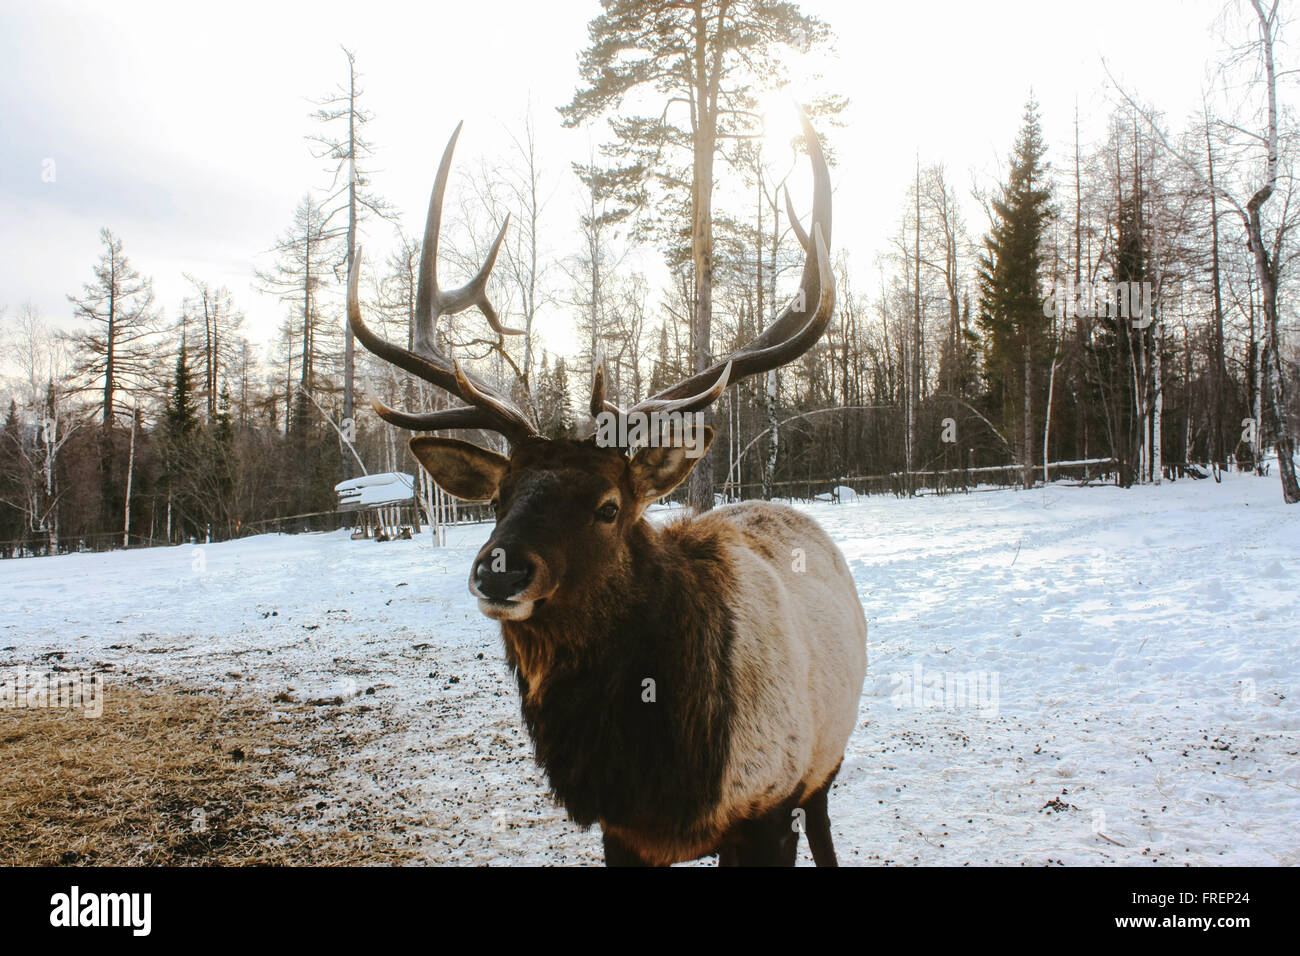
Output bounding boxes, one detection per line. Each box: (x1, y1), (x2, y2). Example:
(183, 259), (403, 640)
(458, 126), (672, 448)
(476, 595), (536, 622)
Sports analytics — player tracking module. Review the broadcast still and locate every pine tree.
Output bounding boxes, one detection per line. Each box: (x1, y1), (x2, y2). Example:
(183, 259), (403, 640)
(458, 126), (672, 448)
(165, 347), (199, 440)
(0, 400), (24, 555)
(161, 344), (201, 541)
(208, 385), (237, 535)
(977, 97), (1054, 486)
(539, 357), (575, 440)
(561, 0), (837, 512)
(215, 386), (234, 445)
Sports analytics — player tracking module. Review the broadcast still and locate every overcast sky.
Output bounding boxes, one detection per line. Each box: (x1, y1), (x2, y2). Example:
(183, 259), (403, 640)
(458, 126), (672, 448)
(0, 0), (1250, 364)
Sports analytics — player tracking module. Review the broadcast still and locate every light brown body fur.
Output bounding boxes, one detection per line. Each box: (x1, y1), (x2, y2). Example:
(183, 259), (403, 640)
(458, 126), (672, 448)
(605, 501), (867, 865)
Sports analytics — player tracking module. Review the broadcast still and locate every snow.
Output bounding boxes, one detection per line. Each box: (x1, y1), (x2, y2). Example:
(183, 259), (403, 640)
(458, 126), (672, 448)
(1, 473), (1297, 865)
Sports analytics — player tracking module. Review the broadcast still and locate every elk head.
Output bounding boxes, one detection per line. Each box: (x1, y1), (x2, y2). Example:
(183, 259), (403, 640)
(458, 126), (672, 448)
(348, 118), (833, 623)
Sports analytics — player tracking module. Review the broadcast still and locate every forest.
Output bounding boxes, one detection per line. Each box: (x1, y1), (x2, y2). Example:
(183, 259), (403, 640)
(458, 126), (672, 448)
(1, 0), (1297, 557)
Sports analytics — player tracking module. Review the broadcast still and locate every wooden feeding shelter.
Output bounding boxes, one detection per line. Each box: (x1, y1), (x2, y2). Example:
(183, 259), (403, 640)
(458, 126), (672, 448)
(334, 472), (422, 540)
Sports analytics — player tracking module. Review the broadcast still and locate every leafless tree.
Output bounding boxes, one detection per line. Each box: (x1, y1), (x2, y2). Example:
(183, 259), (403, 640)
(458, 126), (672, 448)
(66, 229), (162, 432)
(1110, 0), (1299, 501)
(310, 47), (397, 477)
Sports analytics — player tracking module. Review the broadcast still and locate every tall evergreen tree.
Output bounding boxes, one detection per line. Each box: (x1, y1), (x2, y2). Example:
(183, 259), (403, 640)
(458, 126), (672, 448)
(0, 400), (24, 555)
(538, 356), (575, 440)
(161, 343), (201, 541)
(165, 347), (199, 439)
(649, 324), (679, 395)
(977, 97), (1054, 486)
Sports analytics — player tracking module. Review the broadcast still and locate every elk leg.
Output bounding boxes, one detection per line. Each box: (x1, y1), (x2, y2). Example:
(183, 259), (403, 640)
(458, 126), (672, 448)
(720, 798), (803, 866)
(775, 824), (800, 867)
(802, 765), (841, 867)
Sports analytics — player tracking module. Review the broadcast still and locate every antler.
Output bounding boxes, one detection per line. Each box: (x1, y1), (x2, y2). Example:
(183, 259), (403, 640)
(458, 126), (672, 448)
(347, 123), (538, 445)
(592, 112), (834, 423)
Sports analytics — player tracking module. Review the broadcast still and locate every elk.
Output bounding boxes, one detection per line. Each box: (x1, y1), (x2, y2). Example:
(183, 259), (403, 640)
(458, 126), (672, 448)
(348, 117), (868, 866)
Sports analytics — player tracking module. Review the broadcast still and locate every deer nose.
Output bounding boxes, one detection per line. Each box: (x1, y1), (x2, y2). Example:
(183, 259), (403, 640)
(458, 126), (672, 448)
(474, 555), (534, 601)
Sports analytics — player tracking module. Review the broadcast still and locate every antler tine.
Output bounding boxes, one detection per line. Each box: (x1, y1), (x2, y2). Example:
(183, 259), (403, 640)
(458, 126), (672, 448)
(589, 361), (606, 419)
(369, 398), (503, 433)
(412, 122), (458, 355)
(414, 123), (522, 354)
(627, 111), (833, 417)
(451, 359), (534, 438)
(349, 245), (535, 441)
(784, 184), (809, 253)
(728, 223), (833, 374)
(348, 245), (461, 395)
(588, 356), (628, 419)
(630, 360), (733, 416)
(442, 216), (522, 337)
(345, 122), (539, 443)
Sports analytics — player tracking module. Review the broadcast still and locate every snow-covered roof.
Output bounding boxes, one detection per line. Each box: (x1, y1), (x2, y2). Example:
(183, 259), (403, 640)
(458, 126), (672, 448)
(814, 485), (860, 502)
(334, 472), (416, 512)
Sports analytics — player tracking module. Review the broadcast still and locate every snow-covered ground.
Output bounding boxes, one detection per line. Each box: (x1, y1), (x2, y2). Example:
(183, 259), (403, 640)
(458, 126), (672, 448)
(2, 473), (1296, 865)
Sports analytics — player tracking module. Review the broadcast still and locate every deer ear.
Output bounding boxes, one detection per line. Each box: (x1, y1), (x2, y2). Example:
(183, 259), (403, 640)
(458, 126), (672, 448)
(409, 437), (508, 502)
(628, 425), (714, 503)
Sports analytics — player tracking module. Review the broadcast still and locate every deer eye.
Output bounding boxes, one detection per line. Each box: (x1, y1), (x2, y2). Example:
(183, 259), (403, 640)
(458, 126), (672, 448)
(596, 502), (619, 523)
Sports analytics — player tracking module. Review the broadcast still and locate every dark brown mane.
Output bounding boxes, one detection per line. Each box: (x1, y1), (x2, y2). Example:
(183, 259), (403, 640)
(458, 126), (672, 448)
(500, 515), (737, 838)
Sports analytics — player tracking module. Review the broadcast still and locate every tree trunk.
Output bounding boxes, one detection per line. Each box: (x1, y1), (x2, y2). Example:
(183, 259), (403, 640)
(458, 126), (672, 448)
(123, 406), (136, 548)
(1248, 211), (1299, 499)
(686, 0), (723, 514)
(765, 369), (778, 499)
(1043, 346), (1058, 484)
(1023, 338), (1033, 488)
(342, 66), (358, 479)
(910, 160), (921, 497)
(1152, 320), (1163, 484)
(1206, 117), (1227, 465)
(44, 404), (59, 556)
(103, 268), (116, 431)
(1152, 225), (1163, 485)
(763, 162), (782, 501)
(1245, 0), (1299, 502)
(301, 230), (313, 402)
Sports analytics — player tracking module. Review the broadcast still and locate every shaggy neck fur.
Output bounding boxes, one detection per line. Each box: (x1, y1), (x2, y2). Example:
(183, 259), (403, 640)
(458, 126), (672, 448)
(499, 517), (736, 838)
